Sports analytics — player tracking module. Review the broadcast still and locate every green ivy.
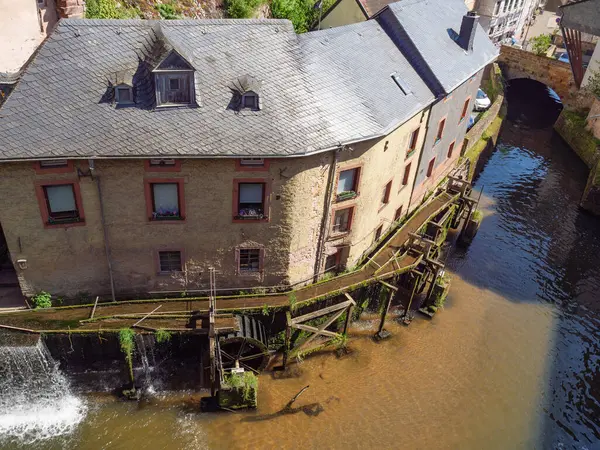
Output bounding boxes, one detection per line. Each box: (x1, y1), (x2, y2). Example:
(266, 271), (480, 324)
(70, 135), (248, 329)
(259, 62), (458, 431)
(119, 328), (136, 382)
(223, 371), (258, 402)
(156, 2), (180, 19)
(155, 329), (172, 343)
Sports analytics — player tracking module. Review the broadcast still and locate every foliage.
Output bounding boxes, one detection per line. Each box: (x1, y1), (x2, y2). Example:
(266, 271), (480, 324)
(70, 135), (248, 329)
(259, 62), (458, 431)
(32, 291), (52, 309)
(471, 209), (483, 222)
(271, 0), (310, 32)
(119, 328), (136, 379)
(530, 34), (552, 56)
(261, 303), (270, 316)
(585, 69), (600, 99)
(320, 271), (336, 282)
(288, 292), (298, 312)
(558, 110), (600, 168)
(330, 333), (348, 349)
(155, 329), (172, 343)
(224, 371), (258, 402)
(225, 0), (262, 18)
(156, 1), (180, 19)
(85, 0), (140, 19)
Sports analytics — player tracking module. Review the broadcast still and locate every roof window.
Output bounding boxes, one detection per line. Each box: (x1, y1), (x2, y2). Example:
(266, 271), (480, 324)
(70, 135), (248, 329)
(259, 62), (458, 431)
(115, 86), (133, 104)
(391, 73), (411, 95)
(229, 75), (262, 111)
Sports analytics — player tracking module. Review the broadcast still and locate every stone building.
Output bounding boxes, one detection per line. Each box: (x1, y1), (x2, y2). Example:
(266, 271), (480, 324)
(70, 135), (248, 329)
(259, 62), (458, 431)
(0, 0), (497, 300)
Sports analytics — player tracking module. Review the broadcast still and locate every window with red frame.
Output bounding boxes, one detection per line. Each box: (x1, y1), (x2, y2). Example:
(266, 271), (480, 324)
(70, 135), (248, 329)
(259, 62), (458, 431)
(374, 225), (383, 242)
(381, 181), (392, 205)
(237, 182), (266, 219)
(333, 207), (353, 233)
(427, 157), (436, 177)
(407, 128), (419, 157)
(394, 206), (403, 222)
(447, 141), (455, 158)
(42, 184), (81, 224)
(436, 118), (446, 143)
(460, 98), (470, 122)
(150, 182), (182, 220)
(337, 167), (360, 200)
(402, 163), (411, 186)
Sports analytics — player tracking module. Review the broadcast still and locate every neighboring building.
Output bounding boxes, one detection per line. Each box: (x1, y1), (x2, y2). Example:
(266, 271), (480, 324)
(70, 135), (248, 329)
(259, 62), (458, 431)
(477, 0), (540, 43)
(0, 0), (497, 300)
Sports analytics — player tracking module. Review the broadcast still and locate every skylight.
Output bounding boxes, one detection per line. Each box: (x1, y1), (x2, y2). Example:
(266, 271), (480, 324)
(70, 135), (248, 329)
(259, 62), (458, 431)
(391, 73), (411, 95)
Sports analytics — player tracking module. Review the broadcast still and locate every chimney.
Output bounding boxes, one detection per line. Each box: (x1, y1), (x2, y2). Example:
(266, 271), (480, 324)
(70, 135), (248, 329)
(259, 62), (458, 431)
(56, 0), (85, 19)
(458, 11), (479, 52)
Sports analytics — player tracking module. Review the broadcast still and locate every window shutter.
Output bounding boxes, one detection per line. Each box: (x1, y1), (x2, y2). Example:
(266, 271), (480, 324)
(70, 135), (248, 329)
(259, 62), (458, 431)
(235, 247), (240, 275)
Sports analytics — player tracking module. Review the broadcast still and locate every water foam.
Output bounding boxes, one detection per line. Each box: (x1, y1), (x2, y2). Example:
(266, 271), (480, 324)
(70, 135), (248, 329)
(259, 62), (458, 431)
(0, 339), (87, 445)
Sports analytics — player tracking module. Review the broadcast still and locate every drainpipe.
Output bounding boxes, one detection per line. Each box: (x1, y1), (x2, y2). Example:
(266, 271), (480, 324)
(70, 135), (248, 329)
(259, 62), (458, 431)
(313, 148), (339, 282)
(90, 160), (116, 302)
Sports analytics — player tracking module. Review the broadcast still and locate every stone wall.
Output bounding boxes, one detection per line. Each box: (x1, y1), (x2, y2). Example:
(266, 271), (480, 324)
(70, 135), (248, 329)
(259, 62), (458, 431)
(587, 98), (600, 140)
(0, 112), (429, 298)
(56, 0), (84, 18)
(497, 45), (592, 110)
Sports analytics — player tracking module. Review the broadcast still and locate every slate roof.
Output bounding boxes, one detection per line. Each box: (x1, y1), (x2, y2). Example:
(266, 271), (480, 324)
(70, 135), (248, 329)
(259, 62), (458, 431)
(299, 20), (434, 140)
(356, 0), (391, 17)
(0, 0), (497, 161)
(376, 0), (499, 95)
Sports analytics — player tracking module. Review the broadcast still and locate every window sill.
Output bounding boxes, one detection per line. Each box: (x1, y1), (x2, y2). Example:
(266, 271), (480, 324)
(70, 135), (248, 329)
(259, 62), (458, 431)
(458, 118), (465, 125)
(398, 184), (408, 193)
(405, 150), (416, 160)
(157, 270), (183, 276)
(434, 138), (442, 146)
(233, 216), (269, 223)
(150, 216), (186, 223)
(378, 202), (390, 213)
(238, 270), (262, 277)
(329, 230), (351, 240)
(45, 218), (85, 229)
(336, 191), (358, 203)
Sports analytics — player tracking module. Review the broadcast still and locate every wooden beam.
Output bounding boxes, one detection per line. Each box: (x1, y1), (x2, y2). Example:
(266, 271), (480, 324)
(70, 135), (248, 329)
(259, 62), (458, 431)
(378, 280), (398, 291)
(89, 296), (100, 319)
(295, 307), (347, 351)
(291, 299), (353, 324)
(132, 305), (162, 328)
(343, 292), (357, 305)
(291, 323), (340, 338)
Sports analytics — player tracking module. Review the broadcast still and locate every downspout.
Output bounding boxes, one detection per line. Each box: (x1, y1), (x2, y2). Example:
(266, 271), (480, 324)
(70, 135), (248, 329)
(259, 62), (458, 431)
(90, 160), (117, 302)
(313, 148), (339, 282)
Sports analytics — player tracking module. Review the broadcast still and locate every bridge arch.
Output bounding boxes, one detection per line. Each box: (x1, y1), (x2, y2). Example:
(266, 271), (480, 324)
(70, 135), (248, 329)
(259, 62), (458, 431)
(497, 45), (581, 109)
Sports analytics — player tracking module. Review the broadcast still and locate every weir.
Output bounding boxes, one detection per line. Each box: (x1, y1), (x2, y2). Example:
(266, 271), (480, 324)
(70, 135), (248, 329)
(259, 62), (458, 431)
(0, 335), (86, 445)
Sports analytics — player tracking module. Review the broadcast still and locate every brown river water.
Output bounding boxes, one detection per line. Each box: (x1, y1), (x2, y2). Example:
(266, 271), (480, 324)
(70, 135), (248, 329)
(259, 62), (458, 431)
(2, 79), (600, 449)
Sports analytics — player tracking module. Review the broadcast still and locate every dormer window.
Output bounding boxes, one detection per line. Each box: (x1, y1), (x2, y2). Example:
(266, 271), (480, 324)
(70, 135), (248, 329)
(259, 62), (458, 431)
(115, 85), (133, 104)
(229, 75), (262, 111)
(242, 92), (259, 110)
(152, 50), (195, 108)
(156, 73), (192, 106)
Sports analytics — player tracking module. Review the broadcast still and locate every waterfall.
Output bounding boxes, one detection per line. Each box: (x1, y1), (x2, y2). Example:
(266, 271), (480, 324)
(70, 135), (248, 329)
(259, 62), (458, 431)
(135, 334), (158, 391)
(0, 336), (87, 445)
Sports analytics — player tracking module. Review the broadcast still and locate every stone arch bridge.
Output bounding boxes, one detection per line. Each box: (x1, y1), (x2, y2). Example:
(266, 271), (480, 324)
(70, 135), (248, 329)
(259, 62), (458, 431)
(497, 45), (589, 110)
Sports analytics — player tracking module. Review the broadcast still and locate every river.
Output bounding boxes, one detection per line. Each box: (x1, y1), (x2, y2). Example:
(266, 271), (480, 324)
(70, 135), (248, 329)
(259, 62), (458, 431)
(2, 78), (600, 450)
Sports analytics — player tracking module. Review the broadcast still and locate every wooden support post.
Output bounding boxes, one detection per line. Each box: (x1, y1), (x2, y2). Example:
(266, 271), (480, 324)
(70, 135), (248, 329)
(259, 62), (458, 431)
(425, 267), (440, 304)
(375, 287), (395, 340)
(377, 280), (398, 292)
(343, 305), (353, 335)
(403, 272), (422, 324)
(283, 311), (292, 369)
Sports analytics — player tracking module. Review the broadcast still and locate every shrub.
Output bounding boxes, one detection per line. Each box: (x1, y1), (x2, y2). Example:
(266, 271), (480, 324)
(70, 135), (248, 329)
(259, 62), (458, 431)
(530, 34), (552, 56)
(119, 328), (136, 382)
(32, 291), (52, 309)
(225, 0), (262, 18)
(155, 329), (172, 343)
(471, 209), (483, 222)
(585, 69), (600, 99)
(85, 0), (140, 19)
(156, 2), (180, 19)
(271, 0), (309, 32)
(288, 292), (298, 311)
(224, 371), (258, 402)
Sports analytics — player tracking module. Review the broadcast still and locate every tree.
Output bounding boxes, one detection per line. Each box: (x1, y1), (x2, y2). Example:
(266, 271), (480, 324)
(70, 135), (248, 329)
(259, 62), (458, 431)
(530, 34), (552, 56)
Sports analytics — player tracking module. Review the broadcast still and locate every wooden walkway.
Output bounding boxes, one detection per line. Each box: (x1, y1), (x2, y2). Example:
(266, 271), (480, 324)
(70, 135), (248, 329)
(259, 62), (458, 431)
(0, 191), (457, 333)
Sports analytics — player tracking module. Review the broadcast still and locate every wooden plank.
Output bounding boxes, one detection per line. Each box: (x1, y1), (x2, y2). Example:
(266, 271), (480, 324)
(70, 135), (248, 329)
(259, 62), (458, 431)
(378, 280), (398, 292)
(343, 292), (356, 305)
(89, 296), (100, 319)
(290, 299), (353, 324)
(132, 305), (162, 327)
(291, 323), (339, 338)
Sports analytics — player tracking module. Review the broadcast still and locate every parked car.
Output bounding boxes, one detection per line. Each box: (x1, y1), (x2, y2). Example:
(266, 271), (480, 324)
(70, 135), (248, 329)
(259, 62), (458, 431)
(474, 89), (491, 111)
(467, 114), (475, 131)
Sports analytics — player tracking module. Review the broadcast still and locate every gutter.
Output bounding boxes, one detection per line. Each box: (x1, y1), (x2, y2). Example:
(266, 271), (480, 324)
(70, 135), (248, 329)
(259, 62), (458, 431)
(91, 161), (117, 302)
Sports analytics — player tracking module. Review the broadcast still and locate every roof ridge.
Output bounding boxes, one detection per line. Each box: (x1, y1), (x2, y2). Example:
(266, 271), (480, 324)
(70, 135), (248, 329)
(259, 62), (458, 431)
(60, 18), (294, 27)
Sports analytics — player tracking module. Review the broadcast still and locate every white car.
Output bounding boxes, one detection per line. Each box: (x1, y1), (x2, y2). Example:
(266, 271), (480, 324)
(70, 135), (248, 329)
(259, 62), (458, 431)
(474, 89), (491, 111)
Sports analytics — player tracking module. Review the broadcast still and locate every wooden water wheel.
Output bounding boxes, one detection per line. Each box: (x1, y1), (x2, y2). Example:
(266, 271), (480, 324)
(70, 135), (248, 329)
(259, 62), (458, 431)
(218, 315), (270, 373)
